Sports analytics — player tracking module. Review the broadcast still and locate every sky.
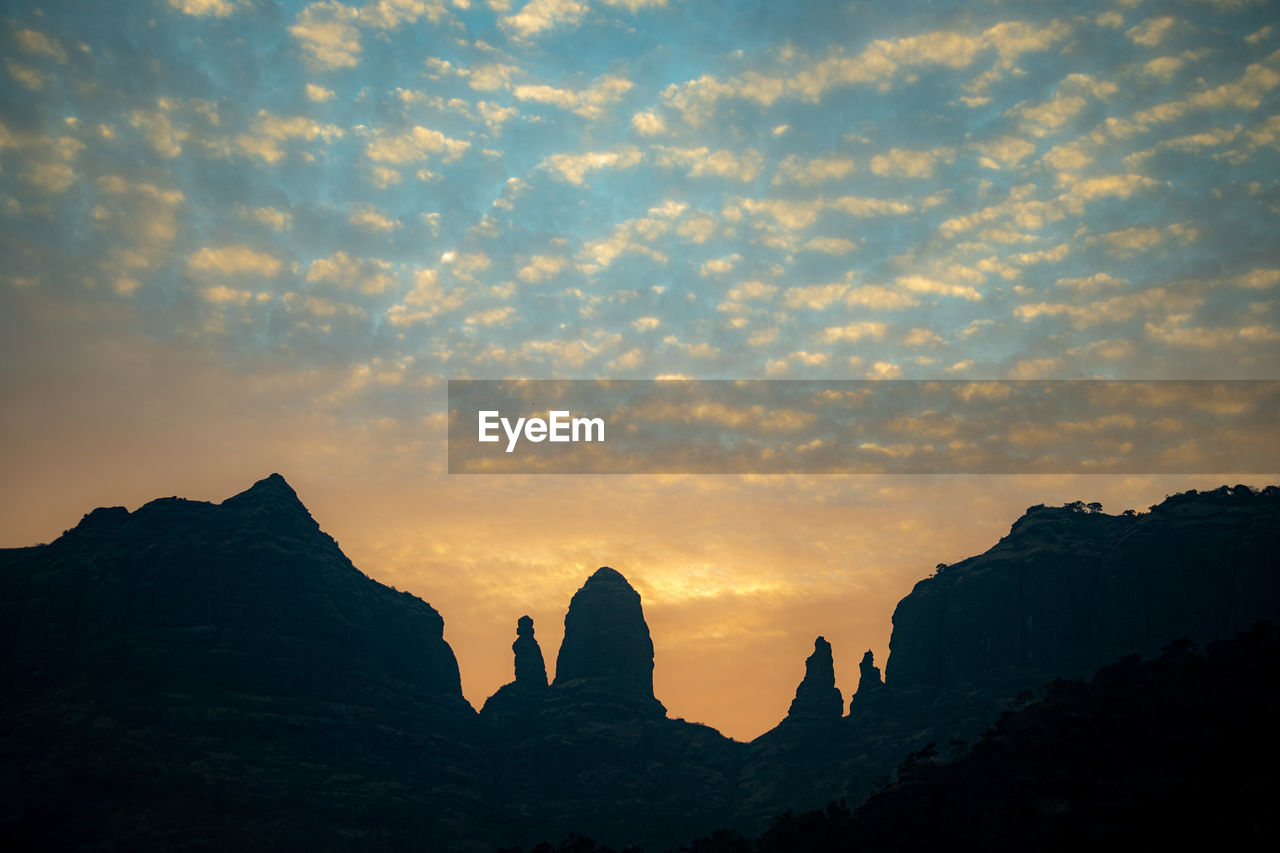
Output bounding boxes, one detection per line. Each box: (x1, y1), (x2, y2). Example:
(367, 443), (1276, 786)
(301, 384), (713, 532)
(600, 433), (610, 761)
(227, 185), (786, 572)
(1, 0), (1278, 740)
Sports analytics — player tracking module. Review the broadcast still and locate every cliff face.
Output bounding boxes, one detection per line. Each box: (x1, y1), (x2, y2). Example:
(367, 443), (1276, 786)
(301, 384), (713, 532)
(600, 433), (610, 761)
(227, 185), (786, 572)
(886, 486), (1280, 694)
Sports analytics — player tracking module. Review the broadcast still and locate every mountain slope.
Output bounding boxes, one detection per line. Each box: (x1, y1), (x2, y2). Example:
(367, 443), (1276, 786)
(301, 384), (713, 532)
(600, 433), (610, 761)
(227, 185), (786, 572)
(0, 474), (488, 852)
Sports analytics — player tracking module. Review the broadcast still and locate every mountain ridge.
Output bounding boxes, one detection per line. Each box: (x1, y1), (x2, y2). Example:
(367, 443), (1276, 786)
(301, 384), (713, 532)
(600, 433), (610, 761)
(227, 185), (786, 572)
(2, 476), (1277, 851)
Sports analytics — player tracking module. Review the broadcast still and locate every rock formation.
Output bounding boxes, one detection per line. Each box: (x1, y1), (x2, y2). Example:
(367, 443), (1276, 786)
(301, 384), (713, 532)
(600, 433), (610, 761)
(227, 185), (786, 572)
(785, 636), (844, 720)
(857, 649), (883, 693)
(487, 567), (738, 848)
(513, 614), (548, 686)
(481, 614), (548, 716)
(885, 486), (1280, 693)
(3, 478), (1277, 851)
(552, 566), (664, 714)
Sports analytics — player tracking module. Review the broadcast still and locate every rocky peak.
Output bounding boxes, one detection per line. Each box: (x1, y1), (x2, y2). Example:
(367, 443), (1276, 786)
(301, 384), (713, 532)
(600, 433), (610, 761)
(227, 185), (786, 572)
(481, 615), (550, 718)
(216, 473), (318, 532)
(553, 567), (656, 702)
(786, 636), (844, 720)
(857, 649), (883, 694)
(513, 615), (548, 689)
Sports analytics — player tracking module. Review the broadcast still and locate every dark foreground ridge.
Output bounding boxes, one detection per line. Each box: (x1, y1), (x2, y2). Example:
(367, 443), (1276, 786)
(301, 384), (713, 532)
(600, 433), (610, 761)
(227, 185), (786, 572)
(665, 623), (1280, 853)
(1, 477), (1278, 851)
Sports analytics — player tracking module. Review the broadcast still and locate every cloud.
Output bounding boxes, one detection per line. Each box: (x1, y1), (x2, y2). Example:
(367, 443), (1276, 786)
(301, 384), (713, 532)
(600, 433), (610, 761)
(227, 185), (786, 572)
(1145, 315), (1277, 348)
(365, 125), (469, 164)
(975, 135), (1036, 169)
(540, 145), (644, 185)
(444, 252), (492, 280)
(477, 101), (519, 133)
(1008, 243), (1070, 266)
(1055, 273), (1127, 291)
(1135, 57), (1280, 124)
(240, 206), (293, 231)
(1234, 269), (1280, 289)
(845, 285), (919, 310)
(631, 110), (667, 136)
(802, 237), (858, 254)
(828, 196), (913, 216)
(1126, 16), (1176, 47)
(518, 255), (570, 283)
(517, 335), (621, 369)
(1143, 56), (1186, 80)
(654, 146), (763, 182)
(91, 177), (186, 273)
(676, 214), (718, 244)
(349, 206), (401, 232)
(1094, 222), (1197, 256)
(188, 246), (283, 278)
(577, 216), (669, 273)
(466, 306), (516, 326)
(869, 148), (952, 179)
(661, 18), (1070, 122)
(903, 328), (944, 347)
(237, 111), (344, 163)
(130, 109), (186, 158)
(1013, 288), (1199, 329)
(1060, 173), (1160, 212)
(305, 83), (336, 102)
(200, 284), (259, 305)
(784, 283), (850, 310)
(14, 29), (67, 62)
(868, 361), (902, 378)
(360, 0), (450, 28)
(897, 275), (982, 301)
(773, 154), (857, 186)
(306, 252), (397, 294)
(700, 255), (740, 277)
(5, 60), (46, 90)
(1040, 140), (1094, 176)
(821, 321), (888, 342)
(513, 74), (634, 119)
(388, 268), (469, 323)
(290, 2), (362, 69)
(600, 0), (668, 10)
(16, 134), (85, 193)
(461, 62), (520, 91)
(501, 0), (588, 39)
(726, 281), (778, 302)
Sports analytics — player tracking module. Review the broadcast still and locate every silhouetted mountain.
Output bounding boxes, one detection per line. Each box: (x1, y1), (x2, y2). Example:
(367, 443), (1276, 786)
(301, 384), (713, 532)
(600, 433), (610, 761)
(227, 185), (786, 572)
(678, 622), (1280, 852)
(481, 567), (743, 850)
(2, 478), (1277, 851)
(734, 485), (1280, 835)
(2, 473), (466, 705)
(886, 487), (1280, 693)
(863, 485), (1280, 761)
(0, 474), (490, 851)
